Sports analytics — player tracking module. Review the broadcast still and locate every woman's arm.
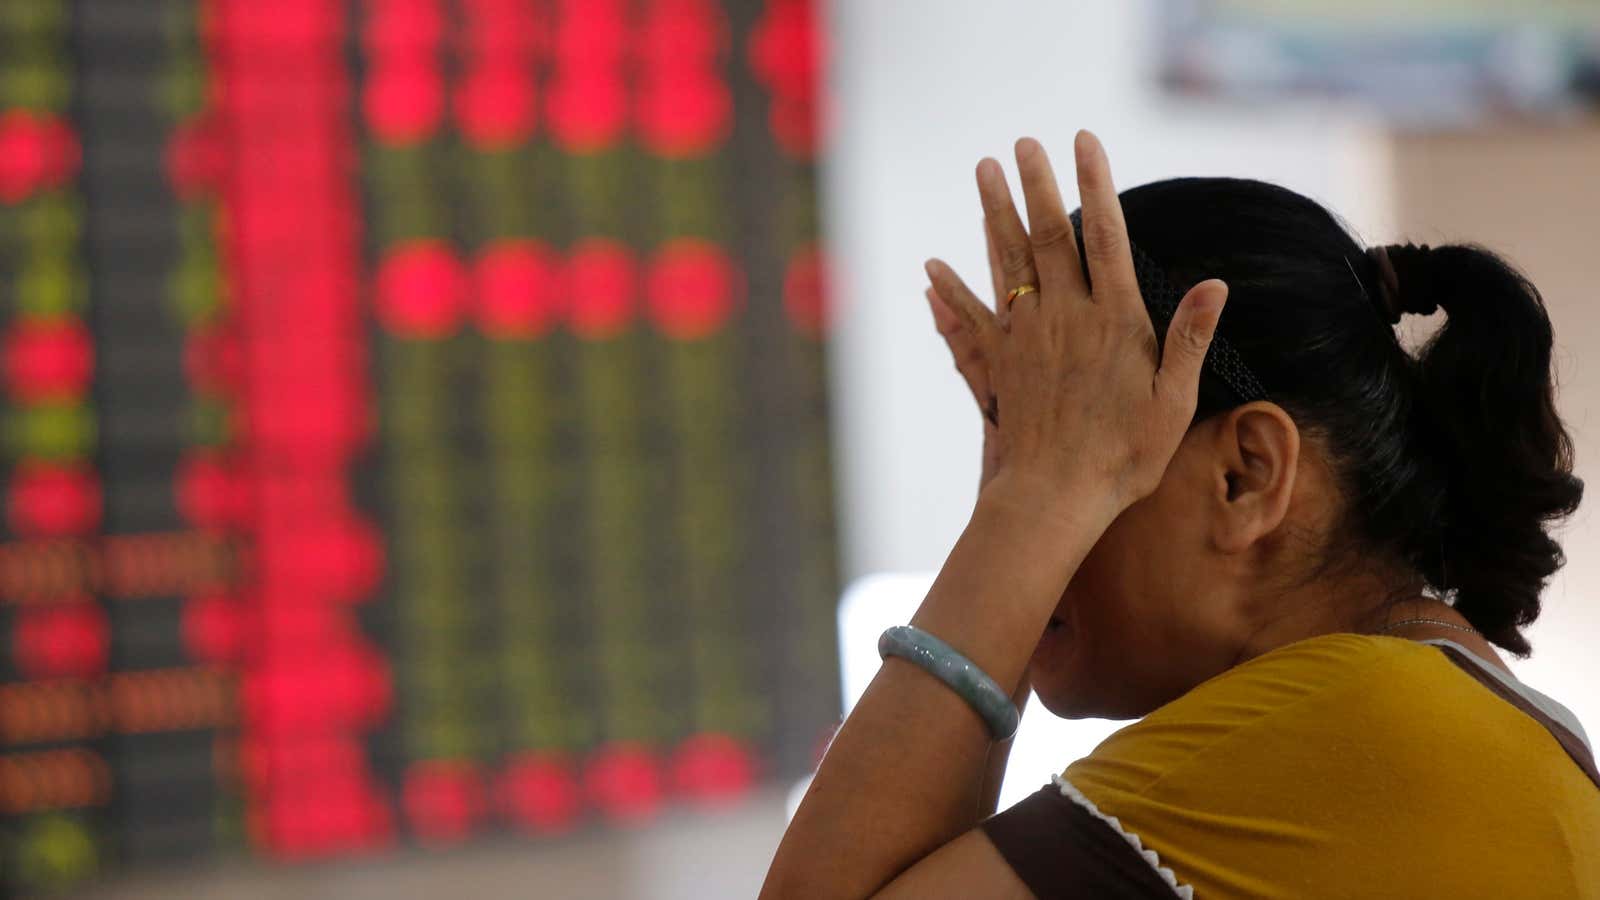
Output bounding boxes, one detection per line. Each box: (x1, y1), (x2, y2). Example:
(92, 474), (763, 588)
(759, 474), (1118, 900)
(762, 131), (1228, 899)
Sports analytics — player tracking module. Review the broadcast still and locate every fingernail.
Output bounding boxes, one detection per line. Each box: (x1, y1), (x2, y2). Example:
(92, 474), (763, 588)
(924, 259), (940, 279)
(1014, 137), (1041, 161)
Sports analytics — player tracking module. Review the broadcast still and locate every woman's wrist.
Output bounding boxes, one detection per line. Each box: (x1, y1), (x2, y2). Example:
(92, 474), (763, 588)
(978, 468), (1122, 537)
(910, 471), (1114, 663)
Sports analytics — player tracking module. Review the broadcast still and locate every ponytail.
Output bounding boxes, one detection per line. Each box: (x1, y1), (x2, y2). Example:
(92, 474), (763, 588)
(1384, 244), (1584, 656)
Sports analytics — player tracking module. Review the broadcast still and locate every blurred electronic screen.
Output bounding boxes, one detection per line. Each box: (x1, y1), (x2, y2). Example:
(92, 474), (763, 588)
(0, 0), (839, 894)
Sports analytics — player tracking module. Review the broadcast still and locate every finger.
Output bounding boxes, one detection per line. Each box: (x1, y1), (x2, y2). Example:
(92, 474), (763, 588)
(924, 258), (1001, 349)
(975, 158), (1038, 312)
(926, 286), (993, 410)
(983, 218), (1006, 302)
(983, 220), (1015, 331)
(1155, 279), (1228, 416)
(925, 285), (963, 337)
(1073, 130), (1140, 310)
(1014, 137), (1084, 299)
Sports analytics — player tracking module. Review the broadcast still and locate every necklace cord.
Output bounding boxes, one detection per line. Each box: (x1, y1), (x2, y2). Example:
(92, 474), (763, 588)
(1374, 616), (1479, 637)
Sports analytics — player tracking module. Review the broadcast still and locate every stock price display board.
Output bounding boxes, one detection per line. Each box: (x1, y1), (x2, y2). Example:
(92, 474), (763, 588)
(0, 0), (839, 893)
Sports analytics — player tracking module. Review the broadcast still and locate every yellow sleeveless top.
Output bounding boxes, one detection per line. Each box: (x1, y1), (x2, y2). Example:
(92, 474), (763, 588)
(982, 631), (1599, 898)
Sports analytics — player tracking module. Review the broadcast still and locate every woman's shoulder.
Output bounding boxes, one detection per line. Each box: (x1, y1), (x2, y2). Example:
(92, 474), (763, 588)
(1187, 629), (1412, 694)
(1062, 631), (1489, 794)
(1155, 629), (1466, 722)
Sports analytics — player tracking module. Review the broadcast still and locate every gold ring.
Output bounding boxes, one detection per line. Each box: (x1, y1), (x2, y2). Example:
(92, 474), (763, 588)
(1005, 284), (1038, 305)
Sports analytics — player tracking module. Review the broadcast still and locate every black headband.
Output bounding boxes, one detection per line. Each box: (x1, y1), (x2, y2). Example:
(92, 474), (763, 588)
(1068, 208), (1269, 406)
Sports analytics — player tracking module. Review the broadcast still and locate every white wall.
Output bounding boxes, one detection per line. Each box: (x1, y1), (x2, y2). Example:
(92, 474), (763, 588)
(821, 0), (1595, 806)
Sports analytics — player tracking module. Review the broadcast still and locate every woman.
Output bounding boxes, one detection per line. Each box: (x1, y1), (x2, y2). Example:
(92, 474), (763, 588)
(761, 132), (1595, 898)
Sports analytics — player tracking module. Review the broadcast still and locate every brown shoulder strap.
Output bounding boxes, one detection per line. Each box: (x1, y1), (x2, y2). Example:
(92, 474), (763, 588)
(1431, 643), (1600, 792)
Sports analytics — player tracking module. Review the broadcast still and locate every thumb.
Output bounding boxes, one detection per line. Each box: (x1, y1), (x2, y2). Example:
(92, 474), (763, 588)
(1156, 279), (1228, 409)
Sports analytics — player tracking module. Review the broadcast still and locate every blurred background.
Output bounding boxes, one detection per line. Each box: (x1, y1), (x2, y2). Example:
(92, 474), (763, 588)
(0, 1), (1595, 898)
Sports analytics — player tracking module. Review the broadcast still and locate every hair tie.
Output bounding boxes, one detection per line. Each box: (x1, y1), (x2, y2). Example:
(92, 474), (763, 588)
(1365, 245), (1403, 325)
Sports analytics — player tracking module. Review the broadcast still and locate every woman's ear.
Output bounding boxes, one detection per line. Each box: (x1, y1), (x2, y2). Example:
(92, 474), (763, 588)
(1209, 402), (1300, 554)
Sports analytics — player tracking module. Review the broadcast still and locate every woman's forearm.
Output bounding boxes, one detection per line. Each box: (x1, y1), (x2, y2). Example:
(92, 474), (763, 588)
(760, 474), (1117, 900)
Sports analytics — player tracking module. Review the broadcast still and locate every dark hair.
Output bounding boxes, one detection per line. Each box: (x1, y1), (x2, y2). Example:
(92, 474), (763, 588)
(1121, 177), (1583, 658)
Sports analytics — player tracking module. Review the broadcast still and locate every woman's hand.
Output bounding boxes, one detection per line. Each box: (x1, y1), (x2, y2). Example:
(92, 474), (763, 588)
(925, 218), (1013, 491)
(924, 131), (1229, 517)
